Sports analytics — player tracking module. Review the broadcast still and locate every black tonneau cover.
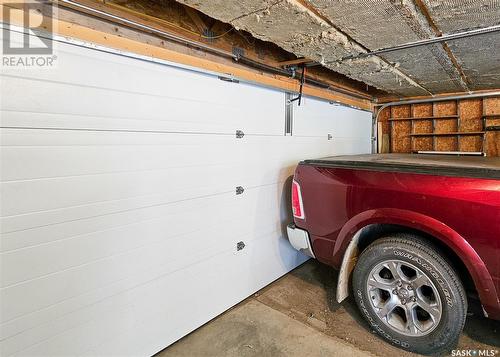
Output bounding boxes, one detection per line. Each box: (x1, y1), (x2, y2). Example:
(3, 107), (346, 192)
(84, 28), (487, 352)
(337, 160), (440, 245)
(301, 154), (500, 179)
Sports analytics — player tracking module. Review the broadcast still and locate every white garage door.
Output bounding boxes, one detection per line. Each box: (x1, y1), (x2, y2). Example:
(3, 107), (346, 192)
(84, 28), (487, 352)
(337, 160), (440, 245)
(0, 27), (371, 356)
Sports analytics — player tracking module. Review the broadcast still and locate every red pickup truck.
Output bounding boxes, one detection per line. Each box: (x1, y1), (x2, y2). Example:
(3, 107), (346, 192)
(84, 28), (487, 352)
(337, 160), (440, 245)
(287, 154), (500, 355)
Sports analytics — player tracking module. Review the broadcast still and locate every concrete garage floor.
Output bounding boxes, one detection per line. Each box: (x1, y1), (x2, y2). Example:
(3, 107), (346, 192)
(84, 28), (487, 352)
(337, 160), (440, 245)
(157, 260), (500, 357)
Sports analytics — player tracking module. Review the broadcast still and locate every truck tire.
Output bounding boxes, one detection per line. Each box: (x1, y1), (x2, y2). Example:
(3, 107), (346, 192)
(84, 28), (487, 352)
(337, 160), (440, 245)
(352, 234), (467, 355)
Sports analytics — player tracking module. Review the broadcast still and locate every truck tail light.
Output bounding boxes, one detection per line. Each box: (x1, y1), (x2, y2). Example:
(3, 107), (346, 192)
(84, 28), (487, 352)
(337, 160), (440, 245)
(291, 180), (305, 219)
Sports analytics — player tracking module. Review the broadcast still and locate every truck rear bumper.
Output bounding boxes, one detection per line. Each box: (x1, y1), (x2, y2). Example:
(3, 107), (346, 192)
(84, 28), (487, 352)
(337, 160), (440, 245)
(287, 223), (315, 258)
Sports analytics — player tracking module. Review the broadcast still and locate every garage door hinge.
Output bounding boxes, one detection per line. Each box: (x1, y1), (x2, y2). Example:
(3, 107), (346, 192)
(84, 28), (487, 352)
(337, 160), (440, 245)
(236, 186), (245, 195)
(219, 75), (239, 83)
(236, 241), (245, 251)
(236, 130), (245, 138)
(328, 134), (333, 140)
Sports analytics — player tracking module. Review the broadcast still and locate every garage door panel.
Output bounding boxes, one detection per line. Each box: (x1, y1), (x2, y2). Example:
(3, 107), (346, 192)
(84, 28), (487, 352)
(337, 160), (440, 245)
(293, 97), (372, 138)
(0, 161), (293, 251)
(0, 181), (292, 323)
(2, 193), (236, 287)
(0, 180), (230, 234)
(1, 182), (236, 251)
(2, 83), (284, 137)
(1, 228), (294, 355)
(1, 79), (241, 134)
(1, 133), (239, 182)
(234, 136), (339, 187)
(1, 28), (371, 356)
(2, 133), (334, 183)
(0, 126), (234, 146)
(86, 231), (305, 357)
(1, 182), (287, 288)
(1, 215), (279, 325)
(2, 134), (338, 183)
(2, 32), (278, 113)
(1, 162), (245, 216)
(3, 158), (296, 218)
(332, 137), (372, 155)
(1, 174), (284, 250)
(2, 137), (334, 222)
(2, 33), (285, 136)
(3, 230), (305, 357)
(1, 90), (285, 136)
(0, 109), (236, 136)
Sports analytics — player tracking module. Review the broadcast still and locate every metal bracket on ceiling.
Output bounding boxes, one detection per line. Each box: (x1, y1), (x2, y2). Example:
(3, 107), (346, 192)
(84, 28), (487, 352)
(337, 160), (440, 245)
(287, 66), (297, 79)
(232, 47), (245, 61)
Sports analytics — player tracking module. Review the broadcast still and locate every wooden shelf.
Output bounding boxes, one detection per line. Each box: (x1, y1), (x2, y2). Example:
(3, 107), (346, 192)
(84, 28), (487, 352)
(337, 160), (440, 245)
(413, 150), (484, 156)
(410, 131), (485, 137)
(383, 97), (499, 156)
(388, 115), (458, 121)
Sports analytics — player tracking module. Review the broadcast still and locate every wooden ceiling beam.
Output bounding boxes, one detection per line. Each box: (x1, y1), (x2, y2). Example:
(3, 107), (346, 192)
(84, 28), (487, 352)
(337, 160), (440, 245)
(278, 57), (314, 67)
(183, 6), (208, 33)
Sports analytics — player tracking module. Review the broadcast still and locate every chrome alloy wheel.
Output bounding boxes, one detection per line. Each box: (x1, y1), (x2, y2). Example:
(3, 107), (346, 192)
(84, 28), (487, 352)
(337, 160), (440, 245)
(366, 259), (442, 337)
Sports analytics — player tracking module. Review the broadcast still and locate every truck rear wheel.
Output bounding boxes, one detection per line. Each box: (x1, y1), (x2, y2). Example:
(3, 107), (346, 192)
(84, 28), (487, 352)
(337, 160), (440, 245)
(352, 234), (467, 355)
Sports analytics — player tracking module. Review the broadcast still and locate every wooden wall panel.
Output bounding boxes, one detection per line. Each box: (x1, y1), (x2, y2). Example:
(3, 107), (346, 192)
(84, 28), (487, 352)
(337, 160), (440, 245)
(459, 99), (483, 152)
(391, 105), (411, 153)
(412, 103), (433, 151)
(383, 96), (500, 157)
(484, 97), (500, 157)
(434, 101), (457, 151)
(484, 97), (500, 116)
(485, 133), (500, 156)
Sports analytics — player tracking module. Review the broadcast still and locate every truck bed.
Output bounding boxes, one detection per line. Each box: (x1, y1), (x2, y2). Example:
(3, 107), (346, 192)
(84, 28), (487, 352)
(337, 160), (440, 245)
(302, 154), (500, 179)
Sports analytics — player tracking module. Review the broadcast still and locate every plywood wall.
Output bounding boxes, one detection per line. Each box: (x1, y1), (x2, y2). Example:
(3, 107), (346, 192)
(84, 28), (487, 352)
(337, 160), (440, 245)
(378, 96), (500, 156)
(484, 97), (500, 156)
